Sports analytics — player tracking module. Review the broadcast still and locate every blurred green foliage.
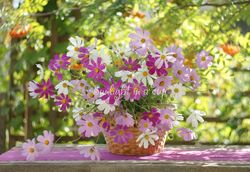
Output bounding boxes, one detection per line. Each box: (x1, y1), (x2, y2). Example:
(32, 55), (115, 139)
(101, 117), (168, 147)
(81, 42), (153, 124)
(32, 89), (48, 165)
(0, 0), (250, 146)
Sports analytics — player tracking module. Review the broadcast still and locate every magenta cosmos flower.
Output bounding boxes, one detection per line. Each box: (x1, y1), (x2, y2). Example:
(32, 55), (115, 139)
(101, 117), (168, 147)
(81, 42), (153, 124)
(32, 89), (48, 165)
(138, 119), (154, 132)
(78, 47), (90, 66)
(173, 62), (190, 83)
(159, 108), (175, 131)
(153, 76), (173, 94)
(37, 130), (54, 153)
(177, 128), (196, 141)
(167, 45), (184, 61)
(34, 79), (55, 99)
(120, 57), (141, 71)
(196, 50), (213, 69)
(86, 57), (105, 81)
(77, 115), (101, 137)
(146, 55), (169, 76)
(55, 94), (71, 112)
(48, 54), (70, 80)
(129, 27), (153, 56)
(124, 79), (147, 101)
(109, 125), (133, 144)
(142, 108), (160, 126)
(100, 79), (122, 104)
(93, 112), (111, 132)
(114, 112), (134, 127)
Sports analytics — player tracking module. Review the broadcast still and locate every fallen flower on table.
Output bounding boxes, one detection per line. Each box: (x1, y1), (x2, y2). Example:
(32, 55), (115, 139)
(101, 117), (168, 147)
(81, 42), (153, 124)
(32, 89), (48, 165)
(80, 146), (100, 161)
(37, 130), (54, 153)
(22, 139), (39, 161)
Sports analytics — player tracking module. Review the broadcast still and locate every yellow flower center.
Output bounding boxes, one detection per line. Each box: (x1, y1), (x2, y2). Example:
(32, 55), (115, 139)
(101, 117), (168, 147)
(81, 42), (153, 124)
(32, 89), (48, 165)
(80, 83), (85, 87)
(118, 130), (124, 136)
(110, 86), (115, 94)
(89, 93), (95, 98)
(143, 71), (148, 77)
(44, 140), (49, 145)
(144, 134), (149, 140)
(159, 81), (165, 86)
(128, 64), (133, 69)
(42, 85), (47, 91)
(74, 47), (79, 51)
(141, 38), (146, 43)
(190, 76), (194, 81)
(95, 68), (100, 73)
(84, 54), (89, 59)
(61, 99), (67, 104)
(144, 123), (148, 128)
(174, 88), (179, 93)
(87, 122), (93, 127)
(173, 53), (177, 58)
(62, 83), (68, 88)
(160, 55), (166, 60)
(89, 147), (94, 153)
(177, 70), (182, 75)
(28, 147), (35, 153)
(164, 114), (169, 119)
(201, 56), (206, 61)
(148, 113), (153, 118)
(127, 74), (133, 78)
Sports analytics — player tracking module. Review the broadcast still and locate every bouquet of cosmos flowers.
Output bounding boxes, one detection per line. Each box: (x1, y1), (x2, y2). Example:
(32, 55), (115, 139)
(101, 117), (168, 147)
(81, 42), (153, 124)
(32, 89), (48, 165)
(27, 28), (213, 160)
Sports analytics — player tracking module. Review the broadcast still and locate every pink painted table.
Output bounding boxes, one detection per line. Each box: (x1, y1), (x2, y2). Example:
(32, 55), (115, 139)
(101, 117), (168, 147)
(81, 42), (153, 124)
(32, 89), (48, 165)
(0, 145), (250, 172)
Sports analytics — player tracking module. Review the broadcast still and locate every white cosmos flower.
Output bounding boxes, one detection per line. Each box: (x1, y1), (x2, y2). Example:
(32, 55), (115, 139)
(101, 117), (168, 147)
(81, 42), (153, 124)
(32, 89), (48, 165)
(80, 146), (100, 161)
(36, 64), (44, 80)
(169, 83), (186, 99)
(135, 62), (156, 86)
(28, 81), (39, 98)
(173, 113), (184, 127)
(72, 107), (84, 121)
(55, 80), (73, 95)
(115, 70), (135, 83)
(113, 43), (132, 59)
(136, 129), (159, 149)
(96, 99), (116, 114)
(67, 36), (84, 59)
(154, 47), (176, 69)
(186, 110), (206, 128)
(89, 48), (111, 65)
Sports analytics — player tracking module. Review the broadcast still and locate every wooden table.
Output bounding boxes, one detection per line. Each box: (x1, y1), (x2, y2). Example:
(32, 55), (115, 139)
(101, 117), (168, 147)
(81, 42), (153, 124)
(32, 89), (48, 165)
(0, 145), (249, 172)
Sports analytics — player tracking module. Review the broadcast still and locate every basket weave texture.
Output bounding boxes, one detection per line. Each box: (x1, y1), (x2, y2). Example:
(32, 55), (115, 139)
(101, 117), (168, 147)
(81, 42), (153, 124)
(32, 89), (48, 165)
(103, 127), (167, 156)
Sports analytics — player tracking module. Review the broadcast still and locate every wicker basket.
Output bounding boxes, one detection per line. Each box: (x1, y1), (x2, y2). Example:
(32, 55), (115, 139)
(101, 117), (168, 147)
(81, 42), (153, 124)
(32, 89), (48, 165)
(103, 127), (167, 156)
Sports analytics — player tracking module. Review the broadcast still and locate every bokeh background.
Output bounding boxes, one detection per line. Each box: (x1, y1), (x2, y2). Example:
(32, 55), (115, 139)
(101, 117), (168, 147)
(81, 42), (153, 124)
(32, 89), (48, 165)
(0, 0), (250, 153)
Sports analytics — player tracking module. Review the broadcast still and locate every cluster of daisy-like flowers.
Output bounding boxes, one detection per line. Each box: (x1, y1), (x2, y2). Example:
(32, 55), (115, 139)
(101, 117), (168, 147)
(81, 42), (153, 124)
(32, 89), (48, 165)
(29, 28), (213, 160)
(21, 131), (54, 161)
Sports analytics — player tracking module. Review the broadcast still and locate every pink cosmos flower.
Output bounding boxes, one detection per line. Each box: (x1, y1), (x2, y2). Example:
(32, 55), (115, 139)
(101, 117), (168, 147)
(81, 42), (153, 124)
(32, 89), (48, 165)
(93, 112), (111, 132)
(86, 57), (105, 81)
(114, 112), (134, 127)
(55, 94), (71, 112)
(77, 115), (101, 137)
(167, 45), (184, 61)
(196, 50), (213, 69)
(120, 57), (141, 71)
(154, 47), (176, 69)
(142, 108), (160, 126)
(129, 27), (153, 56)
(153, 76), (173, 94)
(71, 79), (90, 93)
(22, 139), (39, 161)
(124, 79), (147, 101)
(173, 62), (189, 83)
(78, 47), (90, 66)
(188, 69), (200, 89)
(100, 79), (122, 104)
(34, 79), (55, 99)
(159, 108), (175, 131)
(138, 119), (154, 132)
(177, 128), (196, 141)
(109, 125), (133, 144)
(83, 88), (99, 103)
(37, 130), (54, 153)
(146, 55), (169, 76)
